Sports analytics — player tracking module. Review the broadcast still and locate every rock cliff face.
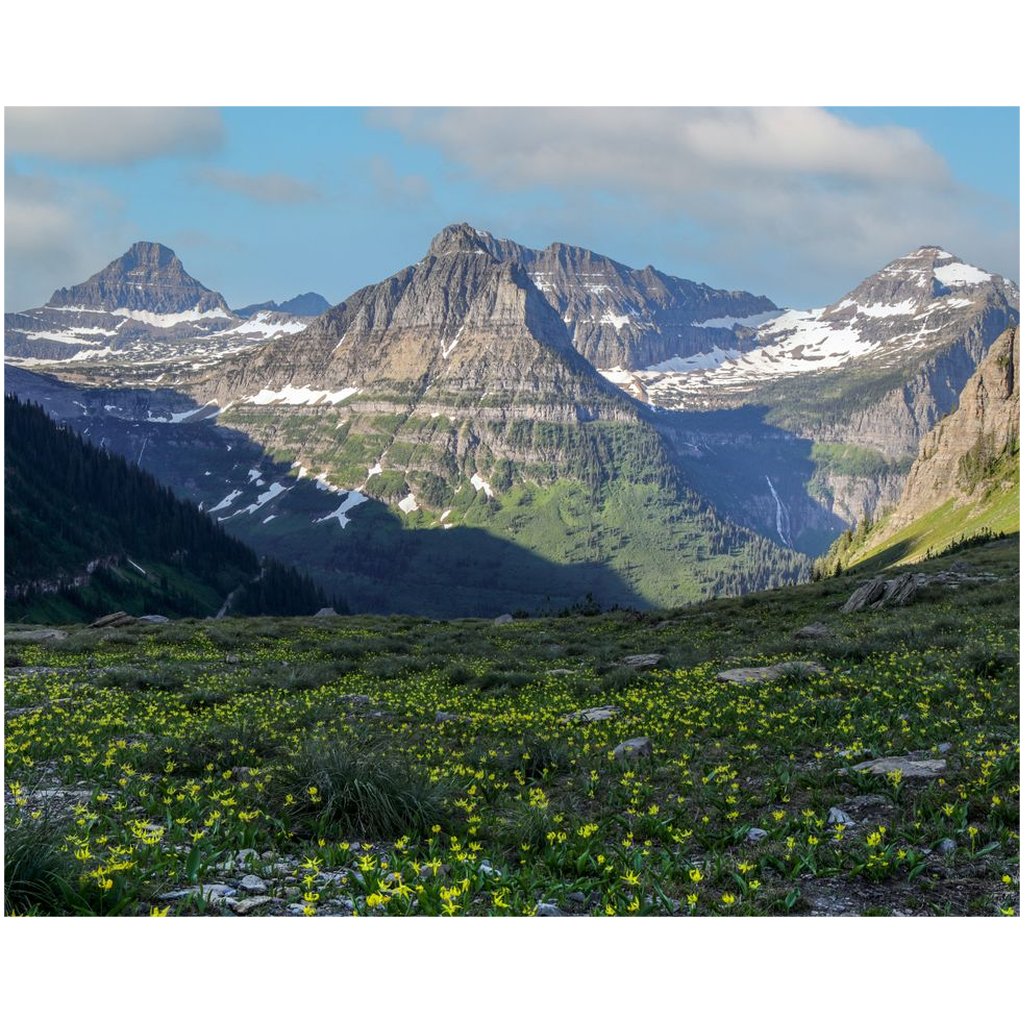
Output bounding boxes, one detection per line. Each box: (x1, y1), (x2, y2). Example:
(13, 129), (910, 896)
(422, 224), (778, 370)
(195, 228), (638, 423)
(879, 326), (1019, 536)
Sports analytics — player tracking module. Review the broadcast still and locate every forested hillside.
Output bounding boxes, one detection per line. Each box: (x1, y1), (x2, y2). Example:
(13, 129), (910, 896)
(4, 395), (337, 622)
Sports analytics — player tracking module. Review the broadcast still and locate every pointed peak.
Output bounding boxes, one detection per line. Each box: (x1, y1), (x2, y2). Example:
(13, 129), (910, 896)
(426, 223), (497, 258)
(119, 241), (182, 267)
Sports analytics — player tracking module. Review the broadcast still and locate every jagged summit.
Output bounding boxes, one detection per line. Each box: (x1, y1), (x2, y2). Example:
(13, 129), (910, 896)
(421, 224), (777, 368)
(47, 240), (229, 314)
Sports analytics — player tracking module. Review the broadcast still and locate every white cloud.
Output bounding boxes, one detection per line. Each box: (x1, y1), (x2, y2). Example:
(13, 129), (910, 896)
(366, 155), (433, 206)
(197, 168), (323, 204)
(4, 170), (134, 309)
(373, 107), (1019, 303)
(5, 107), (223, 165)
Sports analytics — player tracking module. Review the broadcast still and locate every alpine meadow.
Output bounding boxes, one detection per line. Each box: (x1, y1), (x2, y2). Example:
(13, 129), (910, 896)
(4, 105), (1019, 925)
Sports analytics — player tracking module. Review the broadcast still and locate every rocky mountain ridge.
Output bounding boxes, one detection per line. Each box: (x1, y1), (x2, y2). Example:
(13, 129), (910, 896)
(5, 242), (321, 363)
(235, 292), (331, 318)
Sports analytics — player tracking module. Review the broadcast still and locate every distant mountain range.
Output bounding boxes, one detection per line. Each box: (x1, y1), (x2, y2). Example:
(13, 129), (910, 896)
(5, 225), (1018, 617)
(234, 292), (332, 318)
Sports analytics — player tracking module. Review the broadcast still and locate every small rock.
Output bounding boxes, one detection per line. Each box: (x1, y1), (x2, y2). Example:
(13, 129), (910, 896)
(746, 828), (768, 844)
(234, 848), (259, 865)
(561, 705), (621, 724)
(314, 607), (339, 617)
(546, 668), (574, 676)
(717, 661), (826, 686)
(138, 614), (170, 624)
(848, 756), (946, 779)
(89, 611), (136, 629)
(493, 613), (514, 625)
(163, 884), (235, 902)
(283, 886), (301, 898)
(535, 903), (564, 916)
(435, 711), (460, 724)
(620, 653), (663, 669)
(567, 891), (586, 904)
(827, 807), (854, 826)
(936, 838), (957, 856)
(239, 874), (267, 895)
(841, 794), (895, 824)
(231, 896), (276, 915)
(794, 622), (833, 640)
(225, 654), (240, 664)
(613, 737), (653, 760)
(936, 742), (953, 754)
(479, 860), (500, 878)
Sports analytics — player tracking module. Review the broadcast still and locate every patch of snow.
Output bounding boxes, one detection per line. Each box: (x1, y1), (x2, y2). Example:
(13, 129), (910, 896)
(147, 409), (197, 424)
(933, 262), (992, 287)
(367, 462), (383, 477)
(398, 493), (420, 514)
(470, 472), (494, 498)
(690, 310), (778, 330)
(853, 299), (919, 318)
(245, 385), (359, 406)
(441, 325), (465, 359)
(598, 366), (637, 386)
(110, 305), (233, 328)
(600, 312), (630, 331)
(126, 558), (148, 576)
(232, 482), (290, 517)
(262, 515), (277, 524)
(315, 490), (368, 528)
(218, 311), (307, 337)
(209, 490), (242, 513)
(646, 346), (742, 373)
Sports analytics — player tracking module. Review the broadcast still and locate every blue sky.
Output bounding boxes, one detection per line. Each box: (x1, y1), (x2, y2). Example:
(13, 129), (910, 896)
(5, 106), (1019, 312)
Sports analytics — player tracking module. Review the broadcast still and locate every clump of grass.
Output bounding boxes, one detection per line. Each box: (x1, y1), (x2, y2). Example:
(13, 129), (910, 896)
(98, 666), (180, 691)
(446, 663), (476, 686)
(469, 669), (534, 692)
(277, 740), (453, 838)
(4, 816), (78, 916)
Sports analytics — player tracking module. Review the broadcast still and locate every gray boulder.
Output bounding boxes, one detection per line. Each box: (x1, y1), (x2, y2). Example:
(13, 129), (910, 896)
(560, 705), (621, 724)
(613, 737), (653, 760)
(314, 607), (338, 617)
(535, 903), (565, 917)
(717, 661), (826, 686)
(848, 755), (946, 779)
(841, 578), (887, 613)
(794, 622), (833, 640)
(620, 653), (663, 668)
(89, 611), (136, 629)
(880, 574), (919, 608)
(493, 613), (514, 625)
(138, 614), (170, 624)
